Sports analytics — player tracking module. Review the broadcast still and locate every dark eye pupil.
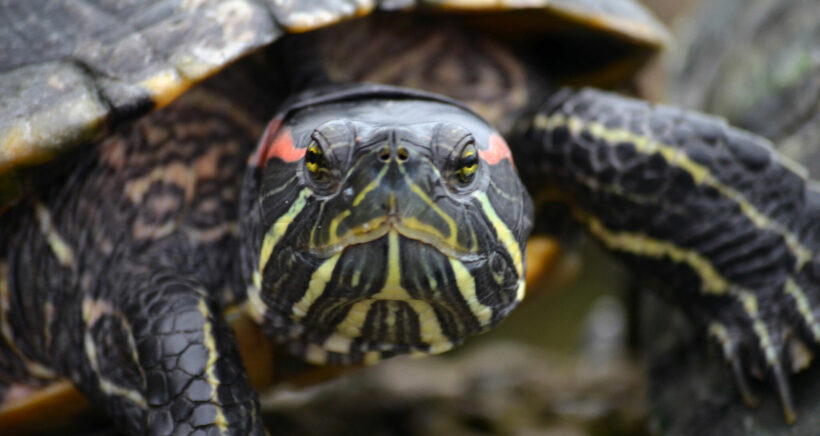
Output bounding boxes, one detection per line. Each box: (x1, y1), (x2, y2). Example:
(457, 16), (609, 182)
(460, 154), (478, 168)
(306, 149), (322, 164)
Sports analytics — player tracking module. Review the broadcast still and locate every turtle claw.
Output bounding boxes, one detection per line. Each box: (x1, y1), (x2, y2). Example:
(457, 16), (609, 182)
(711, 321), (800, 424)
(729, 356), (760, 408)
(770, 361), (797, 424)
(710, 322), (761, 407)
(725, 342), (797, 424)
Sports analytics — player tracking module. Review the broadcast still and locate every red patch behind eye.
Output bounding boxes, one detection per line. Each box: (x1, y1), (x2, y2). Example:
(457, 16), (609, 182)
(479, 133), (514, 167)
(266, 129), (305, 164)
(252, 118), (306, 168)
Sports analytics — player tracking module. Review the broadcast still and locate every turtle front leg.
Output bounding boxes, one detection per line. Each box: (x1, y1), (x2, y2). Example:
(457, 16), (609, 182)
(515, 88), (820, 423)
(75, 267), (265, 435)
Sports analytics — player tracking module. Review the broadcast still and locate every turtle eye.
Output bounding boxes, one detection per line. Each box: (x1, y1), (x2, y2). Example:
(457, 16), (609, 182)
(305, 141), (329, 182)
(456, 143), (479, 185)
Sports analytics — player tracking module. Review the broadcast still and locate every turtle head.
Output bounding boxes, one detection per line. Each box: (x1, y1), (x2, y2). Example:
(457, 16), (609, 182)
(241, 85), (533, 364)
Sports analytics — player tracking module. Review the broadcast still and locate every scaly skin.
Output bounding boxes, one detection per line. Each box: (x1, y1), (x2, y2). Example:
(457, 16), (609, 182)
(516, 88), (820, 423)
(0, 86), (267, 435)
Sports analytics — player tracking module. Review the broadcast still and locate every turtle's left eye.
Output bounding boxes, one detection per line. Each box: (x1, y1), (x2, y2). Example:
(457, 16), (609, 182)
(456, 143), (479, 185)
(305, 141), (329, 182)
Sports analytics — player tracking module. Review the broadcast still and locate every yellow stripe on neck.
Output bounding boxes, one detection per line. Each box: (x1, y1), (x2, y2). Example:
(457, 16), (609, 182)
(535, 113), (813, 269)
(258, 188), (312, 274)
(473, 192), (525, 301)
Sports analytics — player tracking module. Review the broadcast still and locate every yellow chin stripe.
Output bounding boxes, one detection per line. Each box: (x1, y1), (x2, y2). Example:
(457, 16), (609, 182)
(293, 230), (458, 360)
(258, 188), (311, 274)
(248, 188), (311, 323)
(350, 231), (449, 351)
(292, 252), (342, 320)
(449, 258), (493, 328)
(473, 192), (526, 301)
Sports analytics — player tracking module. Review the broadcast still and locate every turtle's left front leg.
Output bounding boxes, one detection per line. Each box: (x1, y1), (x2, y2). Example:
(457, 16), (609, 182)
(515, 88), (820, 423)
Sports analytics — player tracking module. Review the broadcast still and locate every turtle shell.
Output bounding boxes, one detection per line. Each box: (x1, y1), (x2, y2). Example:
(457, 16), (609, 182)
(669, 0), (820, 177)
(0, 0), (668, 212)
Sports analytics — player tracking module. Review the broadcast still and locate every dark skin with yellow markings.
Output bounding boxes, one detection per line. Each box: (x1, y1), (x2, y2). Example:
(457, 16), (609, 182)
(2, 13), (820, 436)
(241, 87), (531, 365)
(313, 18), (820, 423)
(0, 83), (270, 434)
(0, 80), (533, 434)
(516, 89), (820, 423)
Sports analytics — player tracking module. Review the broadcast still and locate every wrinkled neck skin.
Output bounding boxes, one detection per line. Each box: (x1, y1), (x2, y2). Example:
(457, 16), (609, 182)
(239, 85), (533, 366)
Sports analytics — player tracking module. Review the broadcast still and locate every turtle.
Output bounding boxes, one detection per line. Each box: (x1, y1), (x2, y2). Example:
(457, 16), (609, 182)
(1, 1), (819, 435)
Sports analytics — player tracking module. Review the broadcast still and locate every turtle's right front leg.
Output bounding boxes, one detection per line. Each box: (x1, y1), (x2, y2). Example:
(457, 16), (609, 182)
(73, 267), (265, 435)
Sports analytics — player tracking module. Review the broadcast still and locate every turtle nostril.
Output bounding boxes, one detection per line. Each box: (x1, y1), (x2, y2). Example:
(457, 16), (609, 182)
(378, 147), (409, 162)
(397, 147), (409, 162)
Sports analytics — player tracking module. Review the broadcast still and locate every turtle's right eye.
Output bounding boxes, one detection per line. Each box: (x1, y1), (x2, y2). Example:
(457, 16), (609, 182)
(305, 141), (329, 182)
(456, 144), (479, 184)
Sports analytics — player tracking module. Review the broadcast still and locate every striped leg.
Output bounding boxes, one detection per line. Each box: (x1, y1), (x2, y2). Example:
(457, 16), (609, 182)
(516, 88), (820, 423)
(77, 268), (264, 435)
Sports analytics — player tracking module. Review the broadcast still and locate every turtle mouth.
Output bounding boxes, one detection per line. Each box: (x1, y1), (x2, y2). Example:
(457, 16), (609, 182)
(279, 230), (510, 364)
(307, 213), (477, 260)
